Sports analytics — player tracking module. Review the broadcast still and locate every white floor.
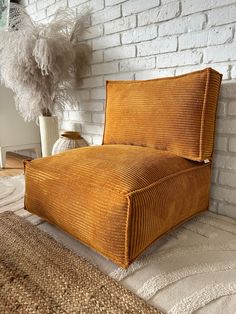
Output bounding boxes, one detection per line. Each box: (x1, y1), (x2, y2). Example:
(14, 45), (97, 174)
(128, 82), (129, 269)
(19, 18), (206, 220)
(1, 175), (236, 314)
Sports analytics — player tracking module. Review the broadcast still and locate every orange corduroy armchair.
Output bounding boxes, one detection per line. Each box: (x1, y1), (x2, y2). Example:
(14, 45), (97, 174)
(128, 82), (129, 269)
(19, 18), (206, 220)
(24, 68), (222, 268)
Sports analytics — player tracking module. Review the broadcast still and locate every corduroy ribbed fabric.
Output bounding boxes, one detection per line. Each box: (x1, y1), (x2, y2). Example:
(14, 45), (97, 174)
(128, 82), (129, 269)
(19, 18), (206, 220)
(103, 68), (222, 161)
(25, 145), (211, 268)
(24, 68), (222, 268)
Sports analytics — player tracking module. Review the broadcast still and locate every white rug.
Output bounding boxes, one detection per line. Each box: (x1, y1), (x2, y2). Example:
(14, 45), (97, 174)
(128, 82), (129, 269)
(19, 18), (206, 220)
(1, 175), (236, 314)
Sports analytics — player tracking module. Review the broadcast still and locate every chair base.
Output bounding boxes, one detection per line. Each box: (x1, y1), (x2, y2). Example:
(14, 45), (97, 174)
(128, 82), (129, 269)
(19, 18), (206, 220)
(24, 144), (211, 268)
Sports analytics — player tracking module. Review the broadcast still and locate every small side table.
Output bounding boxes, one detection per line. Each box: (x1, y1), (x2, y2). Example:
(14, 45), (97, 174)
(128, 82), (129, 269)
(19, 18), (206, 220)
(0, 144), (41, 168)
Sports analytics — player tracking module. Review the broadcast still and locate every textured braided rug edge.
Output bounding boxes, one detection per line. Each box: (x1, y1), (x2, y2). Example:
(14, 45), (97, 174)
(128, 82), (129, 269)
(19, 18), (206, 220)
(0, 211), (163, 314)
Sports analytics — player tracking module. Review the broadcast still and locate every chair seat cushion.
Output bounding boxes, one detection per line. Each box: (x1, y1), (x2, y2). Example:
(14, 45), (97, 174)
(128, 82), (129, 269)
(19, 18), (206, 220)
(24, 145), (211, 268)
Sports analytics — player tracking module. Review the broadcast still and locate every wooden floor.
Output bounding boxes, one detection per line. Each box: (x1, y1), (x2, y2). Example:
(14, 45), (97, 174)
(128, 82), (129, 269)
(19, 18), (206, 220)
(0, 152), (32, 176)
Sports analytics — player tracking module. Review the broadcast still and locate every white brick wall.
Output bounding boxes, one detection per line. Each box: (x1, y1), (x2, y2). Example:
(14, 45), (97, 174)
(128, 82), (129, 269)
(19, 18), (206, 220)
(104, 15), (136, 34)
(24, 0), (236, 219)
(121, 25), (157, 44)
(138, 1), (180, 26)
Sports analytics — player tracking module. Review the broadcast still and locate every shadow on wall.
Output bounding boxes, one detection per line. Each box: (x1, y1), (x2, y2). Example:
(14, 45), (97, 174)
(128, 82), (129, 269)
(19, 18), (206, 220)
(211, 81), (236, 219)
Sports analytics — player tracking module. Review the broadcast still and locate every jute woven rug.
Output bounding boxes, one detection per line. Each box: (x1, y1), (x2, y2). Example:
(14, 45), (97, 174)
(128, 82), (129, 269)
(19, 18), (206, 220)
(0, 211), (163, 314)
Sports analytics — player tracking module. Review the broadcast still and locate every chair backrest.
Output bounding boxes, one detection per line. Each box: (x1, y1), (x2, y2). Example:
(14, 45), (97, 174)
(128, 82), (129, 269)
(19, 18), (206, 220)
(103, 68), (222, 162)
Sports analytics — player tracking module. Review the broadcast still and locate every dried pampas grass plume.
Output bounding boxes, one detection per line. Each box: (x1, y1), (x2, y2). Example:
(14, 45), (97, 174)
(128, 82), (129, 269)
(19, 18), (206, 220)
(0, 4), (91, 121)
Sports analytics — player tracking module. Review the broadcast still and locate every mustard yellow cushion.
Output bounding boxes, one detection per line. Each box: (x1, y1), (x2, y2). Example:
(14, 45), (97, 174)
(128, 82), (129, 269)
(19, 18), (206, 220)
(103, 68), (222, 161)
(25, 145), (211, 268)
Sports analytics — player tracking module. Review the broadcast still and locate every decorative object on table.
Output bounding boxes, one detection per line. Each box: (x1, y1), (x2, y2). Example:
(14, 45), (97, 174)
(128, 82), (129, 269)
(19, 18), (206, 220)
(52, 131), (88, 155)
(0, 4), (91, 157)
(0, 0), (9, 29)
(0, 212), (162, 314)
(39, 116), (59, 157)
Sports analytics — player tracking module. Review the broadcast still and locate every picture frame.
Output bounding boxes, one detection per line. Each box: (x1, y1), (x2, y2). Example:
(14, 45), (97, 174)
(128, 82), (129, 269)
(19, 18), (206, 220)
(0, 0), (10, 29)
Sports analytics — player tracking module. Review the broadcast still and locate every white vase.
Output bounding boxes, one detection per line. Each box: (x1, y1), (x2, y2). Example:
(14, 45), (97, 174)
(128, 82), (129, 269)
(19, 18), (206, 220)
(39, 116), (59, 157)
(52, 131), (88, 155)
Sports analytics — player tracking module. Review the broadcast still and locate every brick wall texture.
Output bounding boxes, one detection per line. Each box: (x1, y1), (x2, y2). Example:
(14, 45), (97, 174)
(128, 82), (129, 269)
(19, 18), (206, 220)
(24, 0), (236, 219)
